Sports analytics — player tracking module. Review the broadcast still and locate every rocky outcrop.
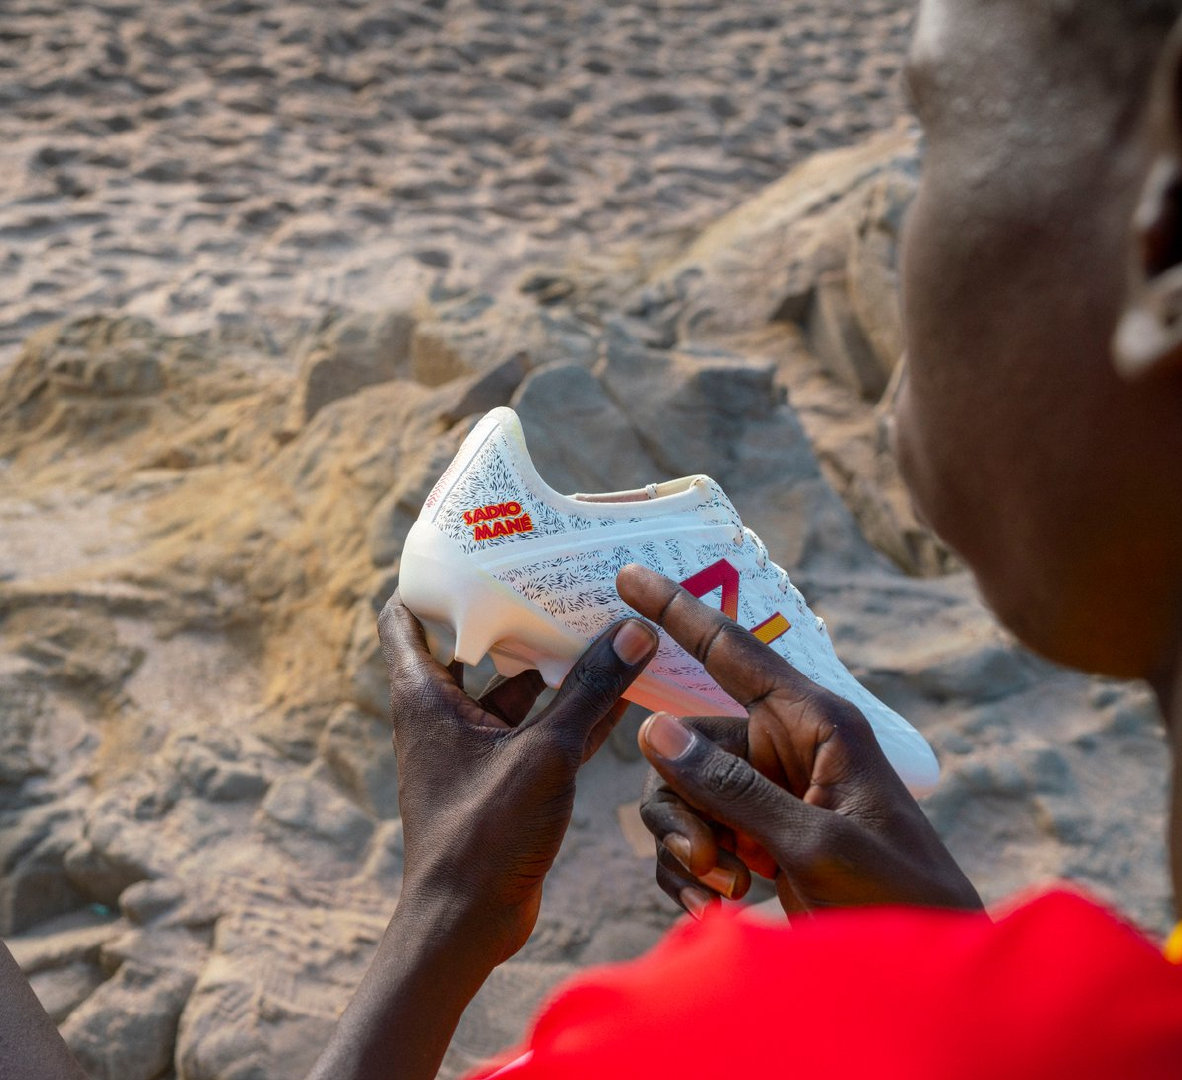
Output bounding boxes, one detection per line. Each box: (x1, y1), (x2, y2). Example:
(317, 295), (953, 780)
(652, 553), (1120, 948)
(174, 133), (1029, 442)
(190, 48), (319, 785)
(0, 130), (1169, 1080)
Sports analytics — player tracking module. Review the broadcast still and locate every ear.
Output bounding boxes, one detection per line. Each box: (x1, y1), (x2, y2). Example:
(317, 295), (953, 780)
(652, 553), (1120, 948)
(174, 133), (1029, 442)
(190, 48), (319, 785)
(1115, 18), (1182, 380)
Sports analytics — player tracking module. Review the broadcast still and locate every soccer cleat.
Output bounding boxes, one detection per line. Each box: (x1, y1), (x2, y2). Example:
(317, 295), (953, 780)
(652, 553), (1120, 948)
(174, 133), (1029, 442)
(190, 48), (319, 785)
(398, 407), (939, 794)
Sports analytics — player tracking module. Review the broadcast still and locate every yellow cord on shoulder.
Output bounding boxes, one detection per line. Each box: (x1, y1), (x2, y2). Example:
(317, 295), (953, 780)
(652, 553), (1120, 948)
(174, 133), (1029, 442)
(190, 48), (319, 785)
(1164, 923), (1182, 964)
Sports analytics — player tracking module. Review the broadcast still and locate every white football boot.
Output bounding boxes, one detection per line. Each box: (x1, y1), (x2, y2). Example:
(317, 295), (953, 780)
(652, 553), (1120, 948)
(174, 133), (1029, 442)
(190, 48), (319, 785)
(399, 407), (939, 794)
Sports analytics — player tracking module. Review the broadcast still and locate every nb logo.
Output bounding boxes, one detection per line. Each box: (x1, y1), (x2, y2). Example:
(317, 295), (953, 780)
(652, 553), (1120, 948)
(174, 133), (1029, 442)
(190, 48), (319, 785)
(680, 558), (790, 645)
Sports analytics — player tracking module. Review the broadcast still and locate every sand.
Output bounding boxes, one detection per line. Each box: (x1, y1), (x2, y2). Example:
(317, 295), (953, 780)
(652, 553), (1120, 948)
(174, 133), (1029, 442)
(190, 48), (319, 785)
(0, 0), (914, 366)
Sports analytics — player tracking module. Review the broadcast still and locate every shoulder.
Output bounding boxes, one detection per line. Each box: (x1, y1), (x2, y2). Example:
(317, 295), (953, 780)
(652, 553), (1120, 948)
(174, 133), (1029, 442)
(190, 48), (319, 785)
(468, 889), (1182, 1080)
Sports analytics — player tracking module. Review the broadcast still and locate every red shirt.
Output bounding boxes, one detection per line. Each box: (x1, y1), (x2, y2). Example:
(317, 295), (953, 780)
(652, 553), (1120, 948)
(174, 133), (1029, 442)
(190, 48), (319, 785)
(466, 889), (1182, 1079)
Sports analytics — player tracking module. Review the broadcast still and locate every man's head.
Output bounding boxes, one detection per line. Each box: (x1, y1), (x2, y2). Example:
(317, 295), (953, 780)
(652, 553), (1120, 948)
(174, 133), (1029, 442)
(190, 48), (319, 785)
(895, 0), (1182, 682)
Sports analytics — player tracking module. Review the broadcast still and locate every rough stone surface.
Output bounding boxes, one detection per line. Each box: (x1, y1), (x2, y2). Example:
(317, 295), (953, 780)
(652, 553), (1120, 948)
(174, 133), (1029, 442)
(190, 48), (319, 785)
(62, 961), (199, 1080)
(317, 705), (399, 820)
(292, 306), (419, 424)
(512, 362), (662, 496)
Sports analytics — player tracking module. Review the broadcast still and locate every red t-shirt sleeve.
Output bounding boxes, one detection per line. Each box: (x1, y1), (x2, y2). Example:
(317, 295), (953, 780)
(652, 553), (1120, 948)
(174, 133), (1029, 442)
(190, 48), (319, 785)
(464, 889), (1182, 1080)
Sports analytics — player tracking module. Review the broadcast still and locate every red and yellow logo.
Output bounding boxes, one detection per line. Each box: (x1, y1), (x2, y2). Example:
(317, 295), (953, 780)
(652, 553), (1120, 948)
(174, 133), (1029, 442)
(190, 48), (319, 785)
(680, 558), (791, 644)
(464, 501), (534, 542)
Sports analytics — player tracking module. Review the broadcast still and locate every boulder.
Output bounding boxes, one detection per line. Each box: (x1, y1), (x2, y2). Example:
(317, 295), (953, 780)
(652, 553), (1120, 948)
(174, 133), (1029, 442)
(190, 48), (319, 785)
(62, 960), (198, 1080)
(804, 268), (889, 401)
(258, 773), (375, 861)
(597, 324), (875, 570)
(0, 801), (87, 934)
(510, 361), (663, 495)
(317, 705), (399, 819)
(174, 895), (387, 1080)
(291, 306), (418, 424)
(654, 127), (918, 351)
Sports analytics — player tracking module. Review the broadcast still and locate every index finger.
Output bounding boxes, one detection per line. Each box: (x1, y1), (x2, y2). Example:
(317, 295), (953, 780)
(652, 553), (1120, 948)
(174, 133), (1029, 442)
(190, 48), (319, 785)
(616, 563), (822, 712)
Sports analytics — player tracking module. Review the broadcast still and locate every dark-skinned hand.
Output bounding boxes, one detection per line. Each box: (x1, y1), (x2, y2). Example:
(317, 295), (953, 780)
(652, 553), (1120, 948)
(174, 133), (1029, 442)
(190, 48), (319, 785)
(617, 564), (981, 918)
(378, 593), (658, 963)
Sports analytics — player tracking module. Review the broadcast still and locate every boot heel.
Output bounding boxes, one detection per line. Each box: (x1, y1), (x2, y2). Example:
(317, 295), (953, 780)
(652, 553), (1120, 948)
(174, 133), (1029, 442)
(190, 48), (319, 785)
(399, 520), (585, 682)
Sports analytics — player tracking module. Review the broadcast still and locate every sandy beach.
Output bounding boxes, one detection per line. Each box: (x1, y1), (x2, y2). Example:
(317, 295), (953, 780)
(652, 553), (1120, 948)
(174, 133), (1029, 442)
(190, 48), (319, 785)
(0, 0), (914, 365)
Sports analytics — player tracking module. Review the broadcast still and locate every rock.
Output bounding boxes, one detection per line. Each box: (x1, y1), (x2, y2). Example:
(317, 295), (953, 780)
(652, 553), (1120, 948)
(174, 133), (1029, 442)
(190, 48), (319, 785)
(432, 349), (529, 427)
(597, 325), (874, 570)
(251, 703), (336, 767)
(0, 800), (87, 934)
(511, 362), (662, 494)
(897, 640), (1045, 705)
(64, 836), (150, 911)
(102, 924), (212, 979)
(846, 169), (913, 378)
(805, 269), (889, 401)
(317, 705), (399, 819)
(410, 320), (480, 386)
(344, 603), (391, 717)
(358, 819), (404, 888)
(1104, 691), (1162, 738)
(580, 918), (665, 963)
(119, 878), (190, 927)
(28, 960), (106, 1023)
(0, 316), (177, 451)
(62, 961), (197, 1080)
(408, 296), (502, 387)
(653, 128), (919, 345)
(10, 608), (145, 697)
(408, 295), (565, 388)
(441, 961), (580, 1079)
(175, 895), (387, 1080)
(8, 909), (122, 974)
(258, 773), (375, 860)
(366, 426), (471, 569)
(162, 729), (275, 804)
(65, 771), (186, 906)
(0, 680), (53, 787)
(292, 306), (418, 424)
(0, 91), (1175, 1080)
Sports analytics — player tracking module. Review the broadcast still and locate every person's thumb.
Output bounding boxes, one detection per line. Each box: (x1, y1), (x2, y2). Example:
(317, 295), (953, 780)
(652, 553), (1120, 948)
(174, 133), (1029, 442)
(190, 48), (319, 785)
(639, 711), (811, 853)
(522, 619), (658, 760)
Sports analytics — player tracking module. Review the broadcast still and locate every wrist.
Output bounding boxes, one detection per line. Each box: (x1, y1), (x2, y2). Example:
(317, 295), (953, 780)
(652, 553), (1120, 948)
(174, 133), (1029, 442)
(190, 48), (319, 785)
(394, 877), (525, 971)
(307, 888), (508, 1080)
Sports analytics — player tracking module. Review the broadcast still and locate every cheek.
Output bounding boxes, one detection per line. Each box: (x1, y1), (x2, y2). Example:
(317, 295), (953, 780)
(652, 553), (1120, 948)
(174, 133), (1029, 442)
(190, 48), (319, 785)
(895, 195), (971, 535)
(896, 180), (1024, 566)
(889, 379), (930, 529)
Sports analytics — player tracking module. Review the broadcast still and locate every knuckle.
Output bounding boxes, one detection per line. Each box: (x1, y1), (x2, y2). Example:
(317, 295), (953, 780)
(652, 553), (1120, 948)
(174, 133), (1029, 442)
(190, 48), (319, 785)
(793, 819), (856, 881)
(569, 660), (621, 705)
(376, 593), (403, 642)
(638, 791), (684, 834)
(803, 690), (875, 745)
(637, 794), (662, 830)
(702, 751), (758, 802)
(697, 619), (749, 665)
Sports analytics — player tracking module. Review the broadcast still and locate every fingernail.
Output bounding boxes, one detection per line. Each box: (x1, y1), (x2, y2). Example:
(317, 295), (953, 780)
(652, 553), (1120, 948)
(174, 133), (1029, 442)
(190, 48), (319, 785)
(612, 619), (657, 665)
(700, 866), (739, 899)
(680, 886), (715, 920)
(642, 712), (695, 760)
(665, 834), (692, 869)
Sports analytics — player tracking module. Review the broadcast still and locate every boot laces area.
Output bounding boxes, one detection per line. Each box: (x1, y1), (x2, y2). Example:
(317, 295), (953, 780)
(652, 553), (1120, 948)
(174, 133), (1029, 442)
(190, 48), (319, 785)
(732, 525), (827, 634)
